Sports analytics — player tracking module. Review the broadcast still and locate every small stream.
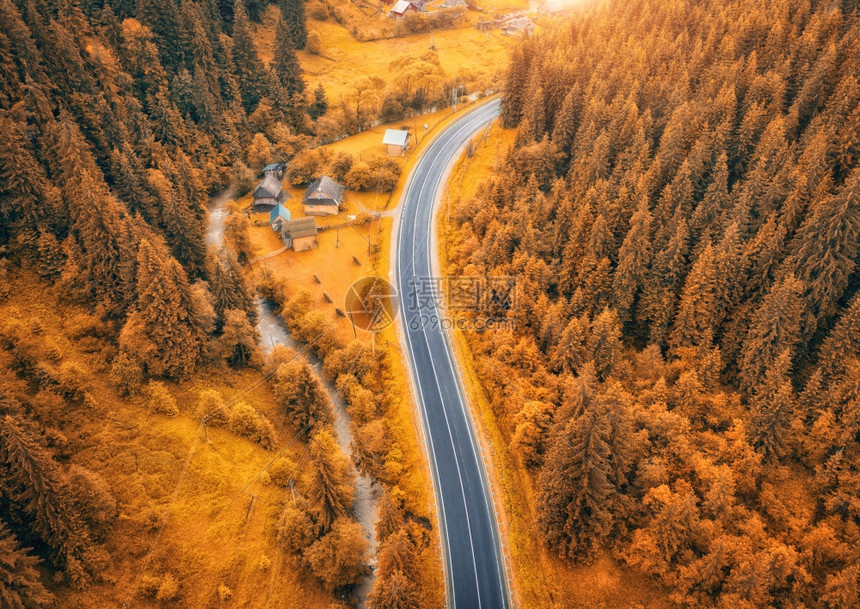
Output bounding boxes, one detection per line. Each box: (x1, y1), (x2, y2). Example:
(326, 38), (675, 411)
(208, 191), (379, 605)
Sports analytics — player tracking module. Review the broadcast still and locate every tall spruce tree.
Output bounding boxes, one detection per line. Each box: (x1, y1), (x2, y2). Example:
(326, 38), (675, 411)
(272, 14), (305, 98)
(279, 0), (307, 49)
(0, 416), (93, 587)
(119, 238), (204, 379)
(0, 520), (53, 608)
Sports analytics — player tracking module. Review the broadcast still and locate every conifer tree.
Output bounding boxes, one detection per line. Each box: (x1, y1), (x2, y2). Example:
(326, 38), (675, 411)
(272, 14), (305, 98)
(0, 521), (53, 608)
(818, 292), (860, 380)
(588, 308), (622, 381)
(369, 569), (421, 609)
(739, 275), (804, 392)
(231, 0), (268, 112)
(271, 360), (331, 433)
(217, 309), (260, 368)
(279, 0), (307, 49)
(784, 167), (860, 341)
(536, 393), (618, 561)
(0, 416), (92, 587)
(309, 82), (328, 119)
(307, 430), (355, 532)
(670, 244), (719, 350)
(612, 196), (652, 323)
(375, 488), (405, 544)
(749, 350), (795, 461)
(119, 239), (203, 379)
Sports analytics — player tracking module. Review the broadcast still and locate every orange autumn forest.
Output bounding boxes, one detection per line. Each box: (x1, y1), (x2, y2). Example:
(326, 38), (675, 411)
(0, 0), (859, 608)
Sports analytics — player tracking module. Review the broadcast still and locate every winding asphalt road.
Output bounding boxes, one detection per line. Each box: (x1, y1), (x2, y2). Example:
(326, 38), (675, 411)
(394, 99), (508, 609)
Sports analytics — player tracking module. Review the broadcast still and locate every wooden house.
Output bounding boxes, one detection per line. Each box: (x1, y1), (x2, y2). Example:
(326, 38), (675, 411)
(383, 129), (411, 156)
(252, 173), (291, 209)
(302, 176), (345, 217)
(389, 0), (423, 18)
(262, 162), (286, 179)
(269, 203), (291, 231)
(281, 217), (318, 251)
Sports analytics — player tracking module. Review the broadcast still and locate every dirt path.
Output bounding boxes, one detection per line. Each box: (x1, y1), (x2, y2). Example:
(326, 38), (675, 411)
(208, 190), (379, 606)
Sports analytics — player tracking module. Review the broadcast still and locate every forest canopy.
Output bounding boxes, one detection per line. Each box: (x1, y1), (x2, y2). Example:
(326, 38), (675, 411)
(444, 0), (860, 606)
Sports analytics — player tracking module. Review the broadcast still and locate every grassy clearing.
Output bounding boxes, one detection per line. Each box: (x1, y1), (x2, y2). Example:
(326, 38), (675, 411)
(0, 274), (330, 608)
(438, 126), (671, 609)
(256, 3), (521, 103)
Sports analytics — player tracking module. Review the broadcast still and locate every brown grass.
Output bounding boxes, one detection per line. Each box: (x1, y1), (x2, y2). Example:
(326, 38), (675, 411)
(0, 273), (331, 608)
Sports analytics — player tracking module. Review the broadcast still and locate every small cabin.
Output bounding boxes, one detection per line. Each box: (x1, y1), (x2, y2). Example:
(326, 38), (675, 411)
(262, 162), (286, 179)
(269, 203), (291, 231)
(302, 176), (345, 217)
(281, 217), (318, 251)
(389, 0), (422, 18)
(252, 174), (291, 210)
(383, 129), (411, 156)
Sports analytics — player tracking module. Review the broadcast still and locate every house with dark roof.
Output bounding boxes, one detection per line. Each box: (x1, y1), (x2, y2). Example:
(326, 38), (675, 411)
(281, 217), (318, 251)
(383, 129), (411, 156)
(252, 173), (291, 209)
(302, 176), (345, 217)
(269, 203), (291, 231)
(262, 162), (286, 179)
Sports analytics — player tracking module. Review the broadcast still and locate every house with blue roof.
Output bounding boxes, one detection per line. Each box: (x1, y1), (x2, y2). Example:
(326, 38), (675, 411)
(262, 162), (286, 179)
(269, 203), (291, 231)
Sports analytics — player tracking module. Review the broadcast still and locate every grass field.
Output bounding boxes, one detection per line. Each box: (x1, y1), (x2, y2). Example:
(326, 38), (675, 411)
(255, 3), (524, 104)
(0, 274), (332, 608)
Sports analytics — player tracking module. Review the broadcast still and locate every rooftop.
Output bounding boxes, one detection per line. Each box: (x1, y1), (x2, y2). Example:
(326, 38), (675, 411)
(383, 129), (410, 147)
(282, 217), (318, 239)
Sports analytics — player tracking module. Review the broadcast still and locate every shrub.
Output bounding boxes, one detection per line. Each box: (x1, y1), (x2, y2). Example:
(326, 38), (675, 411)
(110, 351), (143, 396)
(306, 31), (322, 55)
(328, 151), (354, 183)
(288, 148), (331, 186)
(198, 389), (228, 425)
(65, 465), (117, 540)
(229, 161), (255, 196)
(228, 402), (277, 450)
(156, 573), (179, 601)
(146, 381), (179, 417)
(277, 506), (316, 553)
(307, 1), (328, 19)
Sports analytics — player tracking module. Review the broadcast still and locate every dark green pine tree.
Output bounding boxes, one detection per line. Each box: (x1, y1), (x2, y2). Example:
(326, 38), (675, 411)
(134, 0), (184, 69)
(280, 0), (307, 49)
(0, 520), (53, 608)
(749, 350), (795, 462)
(0, 416), (93, 588)
(272, 14), (305, 97)
(309, 82), (328, 119)
(207, 249), (257, 328)
(784, 167), (860, 342)
(739, 274), (804, 392)
(536, 391), (619, 561)
(231, 0), (269, 112)
(120, 239), (204, 379)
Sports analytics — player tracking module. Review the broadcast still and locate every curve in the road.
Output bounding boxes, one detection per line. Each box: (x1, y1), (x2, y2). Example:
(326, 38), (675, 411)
(395, 99), (508, 609)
